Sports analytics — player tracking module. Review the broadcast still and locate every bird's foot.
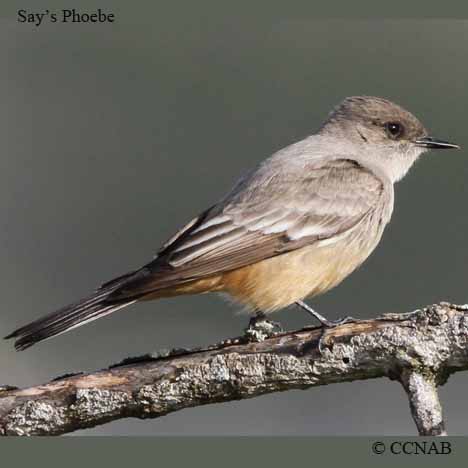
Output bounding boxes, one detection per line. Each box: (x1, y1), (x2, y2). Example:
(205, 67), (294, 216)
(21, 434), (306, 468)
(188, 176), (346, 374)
(244, 313), (283, 342)
(317, 315), (357, 328)
(295, 300), (357, 353)
(317, 318), (356, 354)
(296, 300), (356, 327)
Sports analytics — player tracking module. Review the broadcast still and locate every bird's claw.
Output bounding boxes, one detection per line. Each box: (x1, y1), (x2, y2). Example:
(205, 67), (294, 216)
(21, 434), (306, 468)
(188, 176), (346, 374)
(317, 316), (356, 354)
(319, 315), (356, 328)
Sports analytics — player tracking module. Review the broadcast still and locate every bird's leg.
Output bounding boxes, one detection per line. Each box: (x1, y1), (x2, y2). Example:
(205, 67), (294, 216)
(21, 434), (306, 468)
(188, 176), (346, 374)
(295, 300), (356, 353)
(295, 300), (355, 327)
(244, 311), (283, 342)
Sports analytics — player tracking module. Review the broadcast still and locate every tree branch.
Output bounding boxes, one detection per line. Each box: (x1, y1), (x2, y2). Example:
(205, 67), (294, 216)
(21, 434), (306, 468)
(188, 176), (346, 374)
(399, 369), (446, 436)
(1, 302), (468, 436)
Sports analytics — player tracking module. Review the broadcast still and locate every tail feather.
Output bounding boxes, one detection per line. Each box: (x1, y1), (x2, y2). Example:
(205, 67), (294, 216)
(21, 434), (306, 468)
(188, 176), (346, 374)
(5, 287), (137, 351)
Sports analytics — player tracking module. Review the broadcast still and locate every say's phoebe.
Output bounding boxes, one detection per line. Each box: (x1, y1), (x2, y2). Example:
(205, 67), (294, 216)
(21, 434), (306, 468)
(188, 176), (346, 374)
(5, 96), (459, 350)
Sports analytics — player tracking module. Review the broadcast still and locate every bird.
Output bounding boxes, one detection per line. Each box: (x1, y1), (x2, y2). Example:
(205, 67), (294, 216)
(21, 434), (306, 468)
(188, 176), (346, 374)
(5, 96), (459, 350)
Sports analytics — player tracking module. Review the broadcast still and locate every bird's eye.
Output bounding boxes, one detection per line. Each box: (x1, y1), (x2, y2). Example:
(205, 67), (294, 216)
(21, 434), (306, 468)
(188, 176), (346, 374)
(385, 122), (404, 139)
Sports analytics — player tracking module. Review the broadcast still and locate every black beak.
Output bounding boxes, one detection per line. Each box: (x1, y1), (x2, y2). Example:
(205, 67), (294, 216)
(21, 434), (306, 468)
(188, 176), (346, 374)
(414, 136), (460, 150)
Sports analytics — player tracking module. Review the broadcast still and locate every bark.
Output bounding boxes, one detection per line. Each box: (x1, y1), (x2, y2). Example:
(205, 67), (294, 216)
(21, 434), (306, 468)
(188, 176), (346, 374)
(1, 302), (468, 436)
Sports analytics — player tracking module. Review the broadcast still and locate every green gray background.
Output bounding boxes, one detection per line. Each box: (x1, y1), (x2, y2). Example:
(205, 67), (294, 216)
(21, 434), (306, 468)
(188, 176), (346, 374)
(1, 10), (467, 435)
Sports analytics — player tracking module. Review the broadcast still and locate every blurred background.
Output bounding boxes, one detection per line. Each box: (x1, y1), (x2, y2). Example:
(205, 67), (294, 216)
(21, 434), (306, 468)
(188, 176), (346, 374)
(1, 7), (468, 434)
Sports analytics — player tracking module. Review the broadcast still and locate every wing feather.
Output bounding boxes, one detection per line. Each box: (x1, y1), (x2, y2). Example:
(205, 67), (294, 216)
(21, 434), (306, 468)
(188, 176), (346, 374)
(111, 158), (388, 299)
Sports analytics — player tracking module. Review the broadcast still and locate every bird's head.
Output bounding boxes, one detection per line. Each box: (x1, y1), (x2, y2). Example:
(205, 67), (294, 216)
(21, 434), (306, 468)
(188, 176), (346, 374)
(320, 96), (459, 182)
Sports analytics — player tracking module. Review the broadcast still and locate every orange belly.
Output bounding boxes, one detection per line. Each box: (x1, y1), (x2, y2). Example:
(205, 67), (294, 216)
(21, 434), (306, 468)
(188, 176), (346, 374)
(219, 239), (371, 312)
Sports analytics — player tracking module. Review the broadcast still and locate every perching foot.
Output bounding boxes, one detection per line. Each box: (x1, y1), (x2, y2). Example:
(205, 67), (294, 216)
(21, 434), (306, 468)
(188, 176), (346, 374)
(295, 300), (356, 352)
(295, 300), (356, 327)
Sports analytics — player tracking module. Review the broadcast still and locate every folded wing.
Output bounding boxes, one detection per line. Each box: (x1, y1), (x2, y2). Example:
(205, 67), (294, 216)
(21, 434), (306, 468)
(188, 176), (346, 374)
(111, 158), (386, 299)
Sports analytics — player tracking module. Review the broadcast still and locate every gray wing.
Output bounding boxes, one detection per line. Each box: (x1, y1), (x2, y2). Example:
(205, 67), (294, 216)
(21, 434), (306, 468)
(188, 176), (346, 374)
(113, 158), (387, 297)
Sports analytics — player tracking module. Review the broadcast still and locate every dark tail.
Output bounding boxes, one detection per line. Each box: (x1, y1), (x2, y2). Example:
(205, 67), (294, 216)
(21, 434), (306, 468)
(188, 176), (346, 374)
(5, 283), (137, 351)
